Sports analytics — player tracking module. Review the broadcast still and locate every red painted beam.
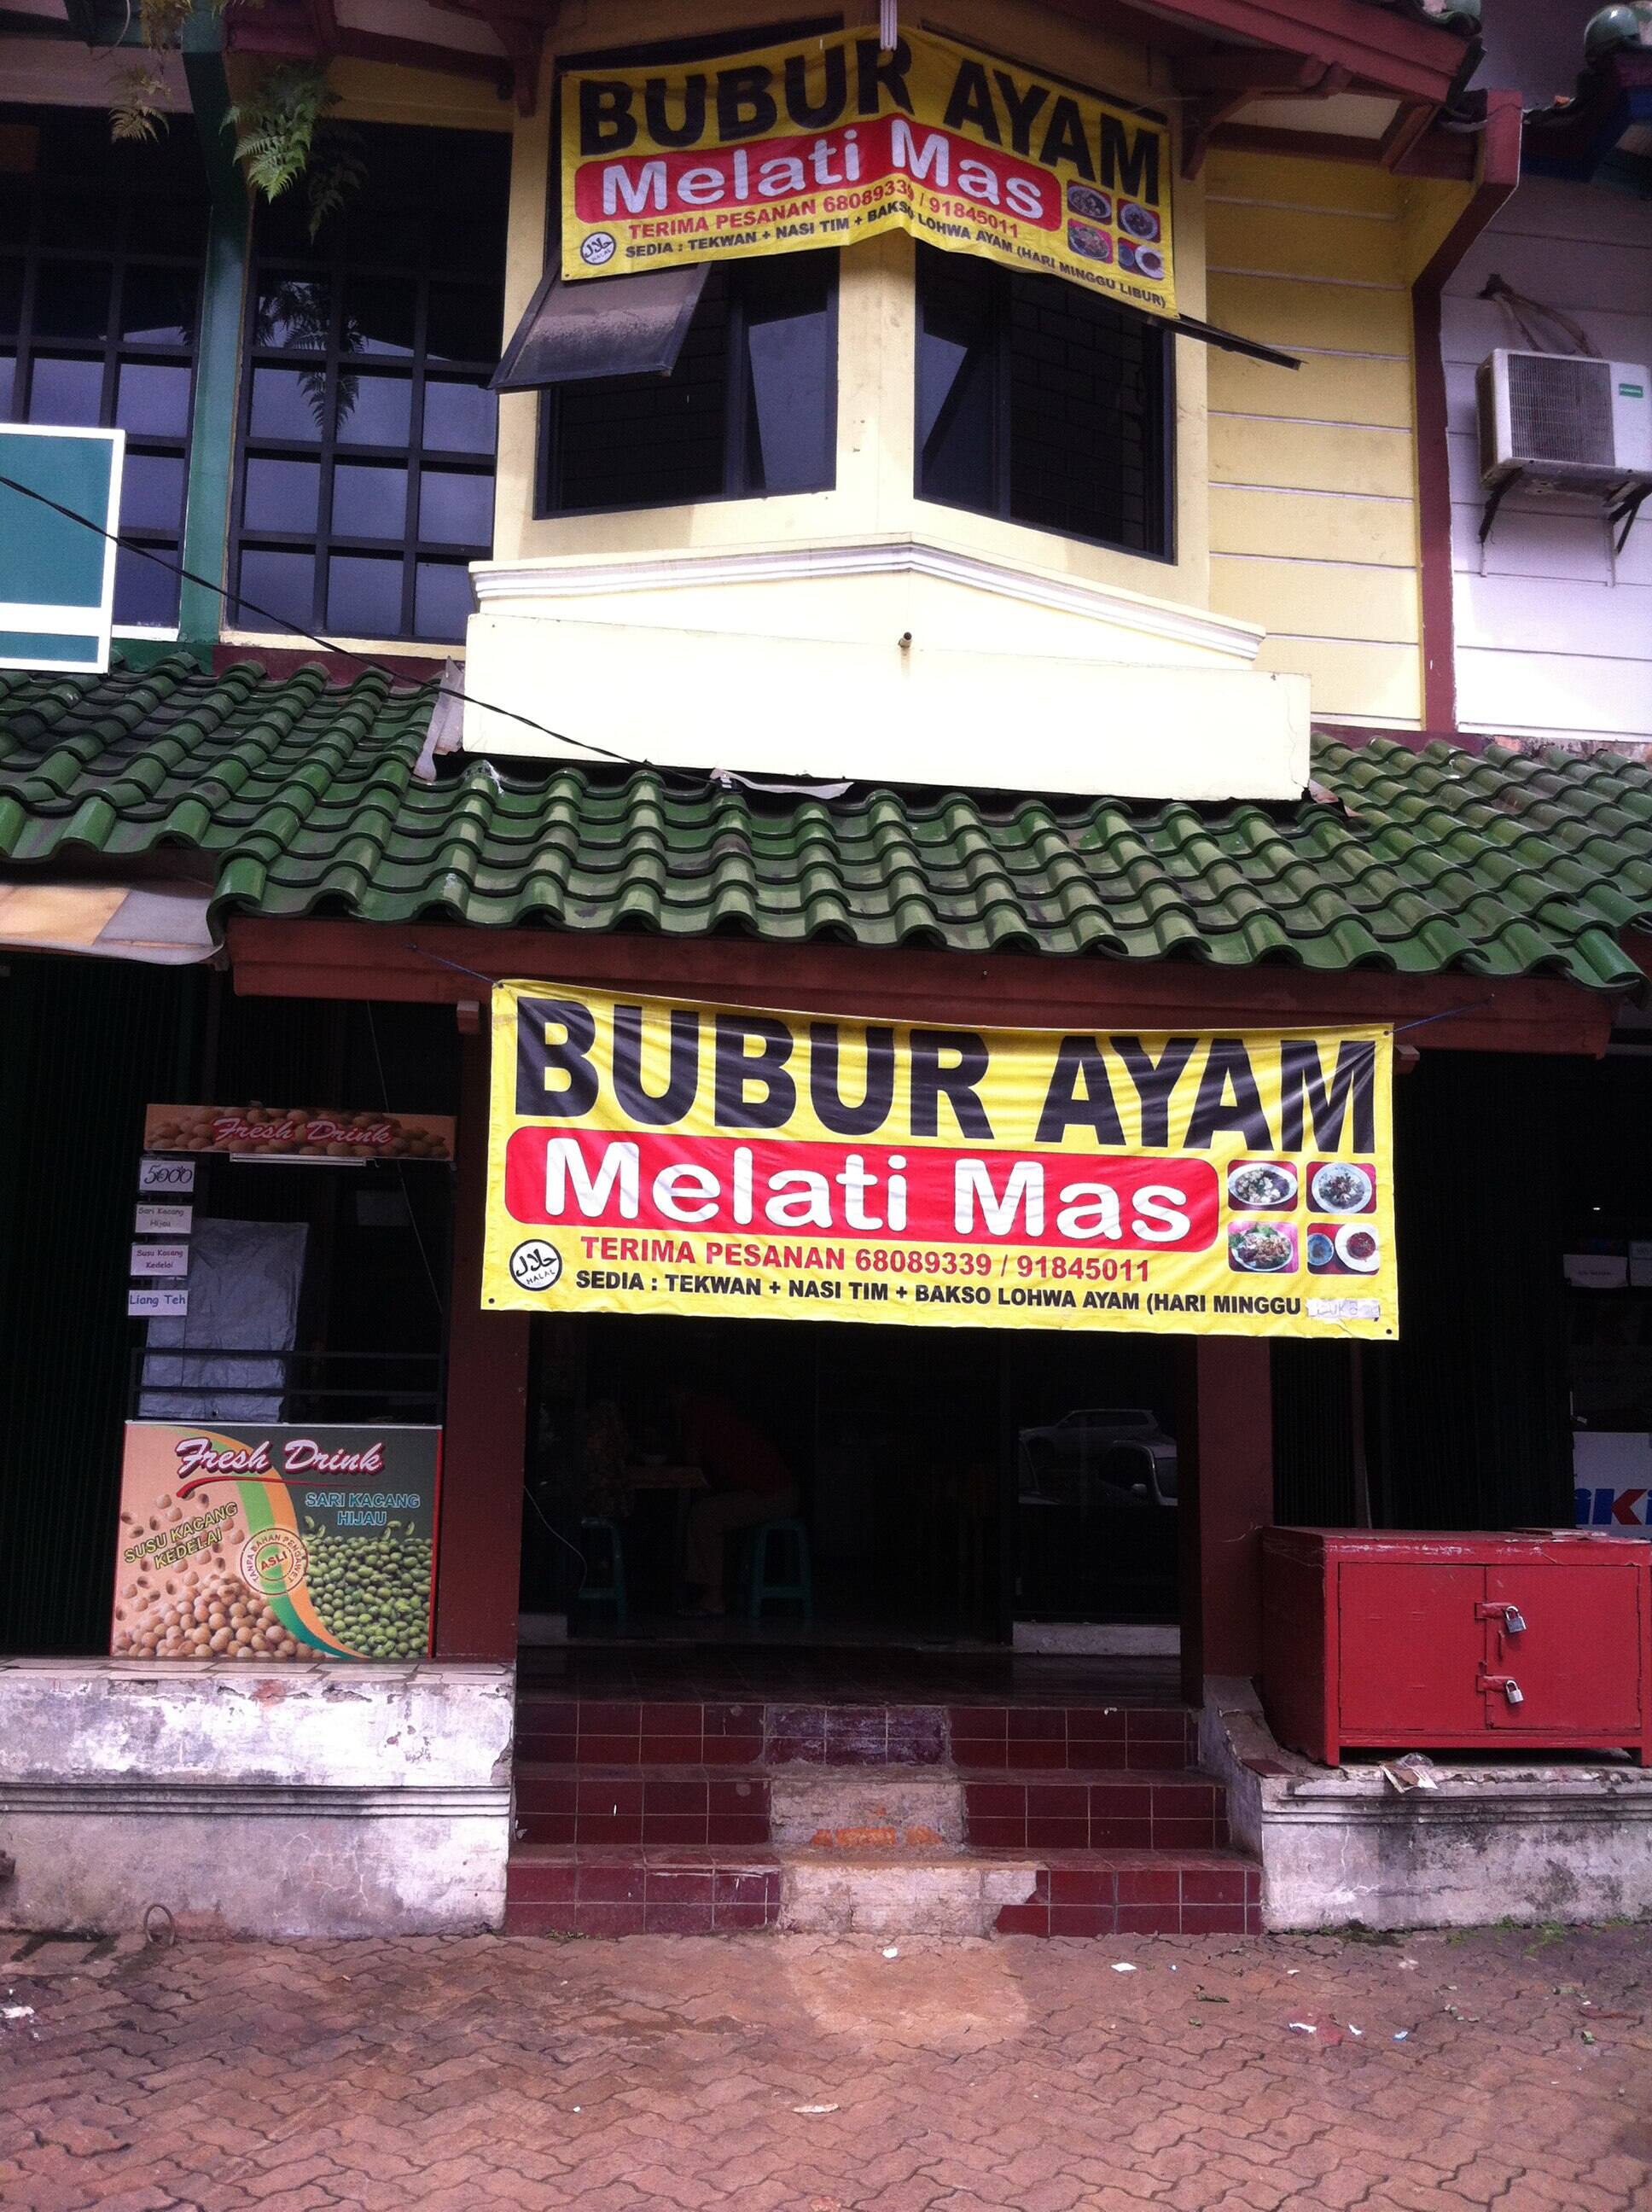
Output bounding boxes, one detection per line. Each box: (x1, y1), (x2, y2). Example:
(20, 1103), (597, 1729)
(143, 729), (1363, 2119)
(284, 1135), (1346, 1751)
(228, 14), (514, 90)
(433, 1027), (529, 1662)
(1411, 90), (1523, 736)
(1178, 1336), (1274, 1697)
(1052, 0), (1470, 105)
(223, 918), (1620, 1057)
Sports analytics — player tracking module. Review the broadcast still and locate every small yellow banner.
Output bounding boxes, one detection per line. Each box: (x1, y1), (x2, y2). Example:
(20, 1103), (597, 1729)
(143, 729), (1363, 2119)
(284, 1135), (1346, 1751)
(482, 985), (1397, 1341)
(561, 26), (1175, 319)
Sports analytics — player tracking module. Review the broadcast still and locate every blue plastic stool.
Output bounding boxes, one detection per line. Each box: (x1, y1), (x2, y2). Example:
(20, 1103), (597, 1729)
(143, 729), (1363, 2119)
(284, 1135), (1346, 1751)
(747, 1518), (813, 1624)
(578, 1516), (628, 1633)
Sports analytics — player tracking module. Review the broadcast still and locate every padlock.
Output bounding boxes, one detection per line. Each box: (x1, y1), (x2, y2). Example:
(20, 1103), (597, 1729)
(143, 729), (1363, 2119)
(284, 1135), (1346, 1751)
(1504, 1607), (1527, 1635)
(1504, 1677), (1523, 1707)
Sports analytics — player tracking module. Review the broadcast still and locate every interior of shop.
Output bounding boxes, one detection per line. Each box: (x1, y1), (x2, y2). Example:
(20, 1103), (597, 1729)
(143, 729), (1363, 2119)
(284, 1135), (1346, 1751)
(521, 1313), (1181, 1646)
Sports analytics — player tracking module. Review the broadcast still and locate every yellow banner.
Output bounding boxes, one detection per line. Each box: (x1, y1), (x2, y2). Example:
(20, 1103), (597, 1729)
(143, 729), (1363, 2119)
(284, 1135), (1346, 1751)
(561, 26), (1175, 319)
(482, 985), (1396, 1341)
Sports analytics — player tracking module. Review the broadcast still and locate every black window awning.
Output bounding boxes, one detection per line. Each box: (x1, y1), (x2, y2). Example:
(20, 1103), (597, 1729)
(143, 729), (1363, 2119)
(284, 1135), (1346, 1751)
(492, 265), (710, 393)
(491, 259), (1298, 393)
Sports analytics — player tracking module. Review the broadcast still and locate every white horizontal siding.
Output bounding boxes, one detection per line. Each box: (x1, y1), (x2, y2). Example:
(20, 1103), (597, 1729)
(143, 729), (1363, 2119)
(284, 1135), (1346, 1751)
(1457, 648), (1652, 743)
(1440, 179), (1652, 744)
(1451, 502), (1652, 587)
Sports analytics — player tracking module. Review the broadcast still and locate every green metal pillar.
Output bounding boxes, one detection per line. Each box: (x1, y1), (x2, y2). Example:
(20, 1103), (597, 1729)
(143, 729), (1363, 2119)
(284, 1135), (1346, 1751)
(176, 15), (248, 655)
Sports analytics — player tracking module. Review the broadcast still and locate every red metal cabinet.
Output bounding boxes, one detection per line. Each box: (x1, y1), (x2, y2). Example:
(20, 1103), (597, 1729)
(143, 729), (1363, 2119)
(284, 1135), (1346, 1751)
(1261, 1530), (1652, 1767)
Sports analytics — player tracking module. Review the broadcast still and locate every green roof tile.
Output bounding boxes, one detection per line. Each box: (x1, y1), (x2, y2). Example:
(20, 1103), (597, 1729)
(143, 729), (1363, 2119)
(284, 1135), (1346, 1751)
(2, 653), (1651, 991)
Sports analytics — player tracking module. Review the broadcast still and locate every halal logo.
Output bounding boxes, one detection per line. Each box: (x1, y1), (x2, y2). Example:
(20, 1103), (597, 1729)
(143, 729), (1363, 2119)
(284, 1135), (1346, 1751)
(510, 1239), (563, 1292)
(580, 232), (617, 268)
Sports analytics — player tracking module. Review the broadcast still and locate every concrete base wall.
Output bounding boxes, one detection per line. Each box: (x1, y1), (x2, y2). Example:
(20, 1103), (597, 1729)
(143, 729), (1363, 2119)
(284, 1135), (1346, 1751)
(0, 1661), (515, 1938)
(1202, 1677), (1652, 1933)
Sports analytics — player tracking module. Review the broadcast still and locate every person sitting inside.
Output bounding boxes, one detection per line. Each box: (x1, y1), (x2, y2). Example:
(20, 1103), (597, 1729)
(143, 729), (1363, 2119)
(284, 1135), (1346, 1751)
(673, 1385), (799, 1617)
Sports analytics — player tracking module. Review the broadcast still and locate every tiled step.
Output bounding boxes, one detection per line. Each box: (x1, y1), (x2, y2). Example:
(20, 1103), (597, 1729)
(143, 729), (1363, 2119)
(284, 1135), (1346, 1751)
(502, 1842), (1261, 1938)
(504, 1845), (780, 1936)
(515, 1764), (770, 1848)
(998, 1851), (1262, 1938)
(513, 1696), (1197, 1770)
(963, 1770), (1228, 1852)
(515, 1760), (1226, 1851)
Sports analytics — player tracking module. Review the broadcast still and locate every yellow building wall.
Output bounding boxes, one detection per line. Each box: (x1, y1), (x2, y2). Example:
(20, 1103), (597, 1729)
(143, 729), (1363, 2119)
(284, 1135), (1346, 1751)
(1204, 149), (1424, 729)
(488, 0), (1214, 622)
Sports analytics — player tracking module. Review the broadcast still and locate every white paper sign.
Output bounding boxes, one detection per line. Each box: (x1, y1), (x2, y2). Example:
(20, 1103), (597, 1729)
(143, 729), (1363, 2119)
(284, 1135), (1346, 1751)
(128, 1289), (188, 1318)
(135, 1204), (192, 1236)
(138, 1156), (195, 1193)
(1565, 1252), (1629, 1289)
(130, 1243), (190, 1278)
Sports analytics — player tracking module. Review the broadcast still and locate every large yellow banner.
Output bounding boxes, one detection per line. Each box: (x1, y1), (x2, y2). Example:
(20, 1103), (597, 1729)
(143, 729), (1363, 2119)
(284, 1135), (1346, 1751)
(561, 26), (1175, 321)
(482, 985), (1396, 1342)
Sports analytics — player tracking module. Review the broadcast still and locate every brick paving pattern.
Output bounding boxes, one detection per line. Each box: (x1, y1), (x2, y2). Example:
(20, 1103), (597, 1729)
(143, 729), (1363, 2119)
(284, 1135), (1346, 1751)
(2, 1924), (1649, 2209)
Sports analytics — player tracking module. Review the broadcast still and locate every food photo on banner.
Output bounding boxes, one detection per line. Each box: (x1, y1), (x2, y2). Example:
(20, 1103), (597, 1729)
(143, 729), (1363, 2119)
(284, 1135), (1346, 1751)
(482, 984), (1397, 1342)
(560, 25), (1174, 318)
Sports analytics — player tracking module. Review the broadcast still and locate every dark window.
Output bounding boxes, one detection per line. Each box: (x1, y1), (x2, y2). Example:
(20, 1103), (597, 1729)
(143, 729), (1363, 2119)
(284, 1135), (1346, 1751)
(230, 125), (509, 644)
(915, 245), (1172, 559)
(0, 108), (209, 626)
(538, 250), (837, 516)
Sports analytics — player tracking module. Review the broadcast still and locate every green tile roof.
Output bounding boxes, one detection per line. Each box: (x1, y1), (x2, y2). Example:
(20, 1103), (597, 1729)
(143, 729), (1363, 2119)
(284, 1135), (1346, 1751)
(1, 655), (1649, 989)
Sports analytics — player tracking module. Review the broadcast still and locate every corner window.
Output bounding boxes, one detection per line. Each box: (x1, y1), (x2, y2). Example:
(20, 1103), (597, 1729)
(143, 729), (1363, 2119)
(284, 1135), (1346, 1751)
(230, 125), (509, 646)
(915, 244), (1171, 559)
(537, 249), (837, 516)
(0, 108), (209, 628)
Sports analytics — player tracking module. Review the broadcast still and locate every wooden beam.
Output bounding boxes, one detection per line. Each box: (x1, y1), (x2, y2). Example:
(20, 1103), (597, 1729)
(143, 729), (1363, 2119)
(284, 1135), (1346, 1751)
(1176, 52), (1331, 97)
(1210, 119), (1476, 179)
(303, 0), (338, 55)
(1047, 0), (1470, 106)
(1178, 1338), (1274, 1698)
(1411, 90), (1524, 735)
(227, 12), (514, 91)
(1377, 99), (1437, 173)
(468, 0), (546, 115)
(432, 1027), (529, 1662)
(223, 918), (1622, 1058)
(1178, 56), (1345, 179)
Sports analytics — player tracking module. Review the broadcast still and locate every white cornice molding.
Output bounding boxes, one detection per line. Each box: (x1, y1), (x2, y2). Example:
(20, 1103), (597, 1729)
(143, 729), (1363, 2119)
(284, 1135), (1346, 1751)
(470, 537), (1264, 664)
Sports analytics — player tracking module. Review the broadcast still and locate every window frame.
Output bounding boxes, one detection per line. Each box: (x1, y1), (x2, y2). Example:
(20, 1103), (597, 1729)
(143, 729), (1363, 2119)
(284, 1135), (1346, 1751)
(533, 15), (844, 523)
(913, 246), (1177, 567)
(534, 255), (841, 521)
(227, 125), (509, 647)
(0, 106), (210, 633)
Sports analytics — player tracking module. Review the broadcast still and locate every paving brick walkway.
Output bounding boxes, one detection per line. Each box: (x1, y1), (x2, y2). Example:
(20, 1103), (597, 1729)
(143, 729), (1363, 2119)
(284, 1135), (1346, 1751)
(2, 1924), (1649, 2210)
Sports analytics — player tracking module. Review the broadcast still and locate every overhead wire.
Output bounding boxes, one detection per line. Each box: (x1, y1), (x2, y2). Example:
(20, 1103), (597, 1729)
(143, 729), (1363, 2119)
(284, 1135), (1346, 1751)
(0, 468), (646, 771)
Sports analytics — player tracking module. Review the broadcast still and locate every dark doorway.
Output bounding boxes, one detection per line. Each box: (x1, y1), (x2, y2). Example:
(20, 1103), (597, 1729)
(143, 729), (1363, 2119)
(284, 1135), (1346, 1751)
(521, 1316), (1181, 1643)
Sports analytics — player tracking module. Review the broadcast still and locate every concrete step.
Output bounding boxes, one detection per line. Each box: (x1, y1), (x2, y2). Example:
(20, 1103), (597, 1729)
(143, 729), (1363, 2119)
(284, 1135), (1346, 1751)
(779, 1849), (1038, 1936)
(770, 1766), (964, 1850)
(501, 1843), (1261, 1938)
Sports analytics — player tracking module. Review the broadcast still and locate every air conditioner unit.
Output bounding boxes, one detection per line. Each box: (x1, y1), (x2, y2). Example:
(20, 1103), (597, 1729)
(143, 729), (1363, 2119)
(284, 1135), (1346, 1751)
(1477, 349), (1652, 495)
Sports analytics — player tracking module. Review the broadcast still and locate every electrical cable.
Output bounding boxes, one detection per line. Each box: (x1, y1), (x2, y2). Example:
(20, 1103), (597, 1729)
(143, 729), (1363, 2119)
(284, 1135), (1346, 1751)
(0, 469), (646, 771)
